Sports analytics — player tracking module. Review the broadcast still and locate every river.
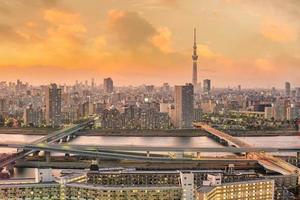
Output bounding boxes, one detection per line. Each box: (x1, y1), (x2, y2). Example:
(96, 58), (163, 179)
(0, 134), (299, 178)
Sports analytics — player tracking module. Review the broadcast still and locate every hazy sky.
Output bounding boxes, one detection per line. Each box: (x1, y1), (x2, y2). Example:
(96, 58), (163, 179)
(0, 0), (299, 87)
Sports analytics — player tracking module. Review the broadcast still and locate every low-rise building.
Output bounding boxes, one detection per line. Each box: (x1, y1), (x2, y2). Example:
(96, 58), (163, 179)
(196, 176), (275, 200)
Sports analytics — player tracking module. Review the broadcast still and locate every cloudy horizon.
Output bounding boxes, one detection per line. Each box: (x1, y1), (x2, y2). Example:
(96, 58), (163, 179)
(0, 0), (299, 88)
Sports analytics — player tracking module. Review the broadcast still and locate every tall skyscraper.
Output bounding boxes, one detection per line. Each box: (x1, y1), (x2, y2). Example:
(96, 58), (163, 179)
(174, 83), (194, 128)
(192, 28), (198, 86)
(91, 78), (95, 88)
(295, 87), (300, 99)
(285, 82), (291, 97)
(103, 78), (114, 93)
(45, 83), (62, 127)
(203, 79), (211, 95)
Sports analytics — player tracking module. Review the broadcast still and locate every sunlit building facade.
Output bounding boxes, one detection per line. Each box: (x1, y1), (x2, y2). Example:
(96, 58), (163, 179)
(196, 179), (275, 200)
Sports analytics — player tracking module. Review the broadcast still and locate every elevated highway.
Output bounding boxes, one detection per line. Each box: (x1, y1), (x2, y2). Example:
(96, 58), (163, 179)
(194, 122), (300, 179)
(0, 143), (299, 153)
(0, 119), (94, 169)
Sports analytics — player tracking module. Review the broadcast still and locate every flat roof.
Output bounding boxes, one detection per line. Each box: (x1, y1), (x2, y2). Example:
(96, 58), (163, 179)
(197, 179), (274, 193)
(66, 183), (182, 191)
(87, 170), (224, 175)
(0, 182), (59, 189)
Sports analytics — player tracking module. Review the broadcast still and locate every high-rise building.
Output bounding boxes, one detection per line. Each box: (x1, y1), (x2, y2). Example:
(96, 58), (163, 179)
(0, 98), (7, 113)
(192, 28), (198, 86)
(91, 78), (95, 88)
(203, 79), (211, 95)
(174, 84), (194, 128)
(286, 104), (298, 121)
(295, 87), (300, 99)
(45, 83), (62, 127)
(23, 104), (43, 127)
(285, 82), (291, 97)
(103, 78), (114, 93)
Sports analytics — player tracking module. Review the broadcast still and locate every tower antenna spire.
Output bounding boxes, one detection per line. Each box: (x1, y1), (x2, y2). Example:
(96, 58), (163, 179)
(194, 28), (197, 45)
(192, 28), (198, 87)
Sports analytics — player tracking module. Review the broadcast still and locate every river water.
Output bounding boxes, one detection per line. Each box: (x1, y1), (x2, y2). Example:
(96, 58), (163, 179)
(0, 134), (299, 152)
(0, 134), (299, 178)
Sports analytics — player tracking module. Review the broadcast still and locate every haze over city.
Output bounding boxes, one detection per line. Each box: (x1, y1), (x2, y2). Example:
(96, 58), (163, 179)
(1, 1), (300, 200)
(0, 0), (299, 87)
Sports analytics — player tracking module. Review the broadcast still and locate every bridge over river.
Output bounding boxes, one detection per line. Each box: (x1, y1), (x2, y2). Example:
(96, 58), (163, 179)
(194, 122), (300, 180)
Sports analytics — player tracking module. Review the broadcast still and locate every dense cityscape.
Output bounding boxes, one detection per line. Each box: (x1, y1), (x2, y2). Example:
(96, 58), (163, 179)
(0, 1), (300, 200)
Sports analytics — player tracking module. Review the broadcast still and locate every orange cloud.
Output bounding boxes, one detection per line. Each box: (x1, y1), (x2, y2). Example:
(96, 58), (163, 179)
(198, 44), (219, 59)
(151, 27), (173, 53)
(44, 8), (80, 24)
(255, 58), (275, 72)
(261, 18), (298, 42)
(107, 9), (156, 50)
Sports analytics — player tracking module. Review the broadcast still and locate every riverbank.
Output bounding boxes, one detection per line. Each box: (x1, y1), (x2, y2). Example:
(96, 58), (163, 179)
(78, 129), (206, 137)
(228, 129), (299, 137)
(0, 128), (298, 137)
(0, 128), (55, 135)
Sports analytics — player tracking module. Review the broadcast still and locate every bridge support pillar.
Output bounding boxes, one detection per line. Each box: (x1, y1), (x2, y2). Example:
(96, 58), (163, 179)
(5, 164), (14, 174)
(196, 152), (201, 159)
(33, 151), (40, 157)
(96, 158), (101, 165)
(45, 151), (51, 163)
(175, 152), (184, 159)
(146, 151), (150, 158)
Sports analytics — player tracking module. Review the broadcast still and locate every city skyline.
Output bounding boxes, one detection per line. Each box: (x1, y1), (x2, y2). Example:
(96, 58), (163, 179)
(0, 1), (300, 199)
(0, 0), (299, 87)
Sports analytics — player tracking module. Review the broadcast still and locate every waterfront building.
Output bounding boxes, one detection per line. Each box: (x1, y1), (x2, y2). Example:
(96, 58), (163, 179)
(23, 104), (43, 126)
(86, 170), (258, 187)
(45, 83), (62, 127)
(64, 184), (182, 200)
(174, 84), (194, 128)
(196, 177), (275, 200)
(0, 168), (276, 200)
(0, 183), (61, 200)
(103, 77), (114, 93)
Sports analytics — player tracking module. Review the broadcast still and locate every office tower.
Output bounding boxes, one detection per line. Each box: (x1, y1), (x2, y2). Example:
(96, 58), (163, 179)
(285, 82), (291, 97)
(192, 28), (198, 86)
(103, 78), (114, 93)
(264, 103), (287, 121)
(91, 78), (95, 88)
(162, 83), (170, 93)
(45, 83), (62, 127)
(23, 104), (42, 127)
(0, 98), (7, 113)
(174, 83), (194, 128)
(287, 104), (298, 121)
(203, 79), (211, 95)
(238, 85), (241, 91)
(295, 87), (300, 99)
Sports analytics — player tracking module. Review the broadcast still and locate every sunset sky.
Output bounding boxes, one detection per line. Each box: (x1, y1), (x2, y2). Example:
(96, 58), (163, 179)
(0, 0), (299, 87)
